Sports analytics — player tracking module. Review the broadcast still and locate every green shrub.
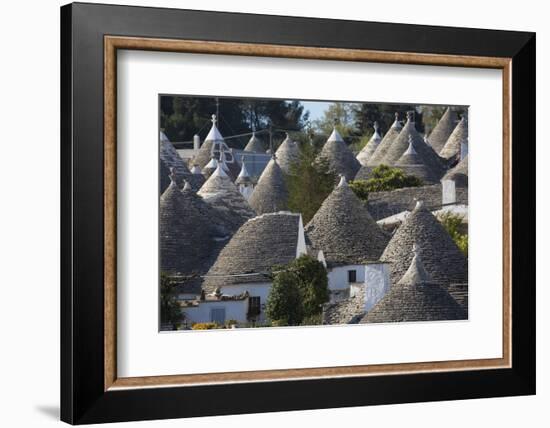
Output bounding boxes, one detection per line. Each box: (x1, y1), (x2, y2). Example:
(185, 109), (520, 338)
(349, 164), (423, 202)
(439, 212), (468, 257)
(266, 255), (329, 326)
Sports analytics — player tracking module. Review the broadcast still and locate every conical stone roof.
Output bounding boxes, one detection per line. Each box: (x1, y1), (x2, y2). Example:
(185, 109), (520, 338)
(159, 173), (216, 275)
(275, 134), (300, 174)
(356, 122), (382, 166)
(380, 200), (468, 288)
(354, 165), (375, 181)
(248, 157), (289, 214)
(305, 176), (389, 266)
(427, 108), (459, 153)
(235, 160), (253, 186)
(382, 112), (446, 178)
(244, 132), (267, 153)
(395, 136), (439, 184)
(198, 164), (255, 231)
(360, 244), (467, 323)
(317, 128), (361, 180)
(203, 212), (303, 291)
(442, 155), (468, 187)
(440, 116), (468, 160)
(160, 134), (204, 192)
(367, 113), (403, 166)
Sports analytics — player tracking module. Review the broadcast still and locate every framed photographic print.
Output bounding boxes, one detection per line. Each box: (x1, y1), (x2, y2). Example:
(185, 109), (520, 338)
(60, 2), (536, 424)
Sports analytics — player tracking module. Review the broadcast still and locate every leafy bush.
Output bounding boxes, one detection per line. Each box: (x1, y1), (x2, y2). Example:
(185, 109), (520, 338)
(349, 164), (423, 202)
(191, 322), (220, 330)
(439, 212), (468, 257)
(301, 313), (324, 326)
(266, 255), (329, 326)
(266, 270), (304, 326)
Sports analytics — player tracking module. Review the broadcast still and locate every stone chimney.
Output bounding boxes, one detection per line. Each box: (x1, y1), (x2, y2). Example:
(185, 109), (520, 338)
(442, 178), (457, 205)
(193, 134), (201, 151)
(363, 262), (391, 312)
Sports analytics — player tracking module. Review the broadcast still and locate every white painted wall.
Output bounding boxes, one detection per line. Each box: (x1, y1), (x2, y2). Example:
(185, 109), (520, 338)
(296, 215), (308, 257)
(327, 265), (366, 291)
(182, 299), (249, 324)
(221, 282), (272, 321)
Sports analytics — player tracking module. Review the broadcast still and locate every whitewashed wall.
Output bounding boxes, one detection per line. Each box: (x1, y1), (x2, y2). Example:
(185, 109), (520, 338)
(182, 299), (249, 324)
(327, 265), (366, 291)
(221, 282), (272, 321)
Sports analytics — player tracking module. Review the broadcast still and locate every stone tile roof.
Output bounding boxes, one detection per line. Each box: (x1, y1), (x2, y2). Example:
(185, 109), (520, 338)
(354, 165), (375, 181)
(305, 177), (389, 266)
(322, 288), (365, 325)
(367, 184), (443, 220)
(248, 157), (289, 214)
(203, 212), (302, 291)
(159, 177), (217, 276)
(440, 116), (468, 160)
(380, 201), (468, 289)
(356, 122), (382, 166)
(445, 283), (469, 312)
(360, 247), (467, 323)
(442, 155), (468, 187)
(275, 134), (300, 174)
(197, 165), (255, 232)
(382, 114), (446, 178)
(395, 137), (439, 184)
(367, 113), (403, 166)
(160, 139), (204, 193)
(316, 128), (361, 180)
(193, 139), (215, 170)
(244, 132), (267, 153)
(427, 108), (459, 153)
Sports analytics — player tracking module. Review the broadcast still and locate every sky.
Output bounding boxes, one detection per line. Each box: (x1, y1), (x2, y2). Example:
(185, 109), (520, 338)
(300, 101), (332, 122)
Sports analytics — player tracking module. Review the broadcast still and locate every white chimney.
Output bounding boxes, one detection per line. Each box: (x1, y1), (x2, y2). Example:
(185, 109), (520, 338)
(193, 134), (201, 150)
(442, 178), (457, 205)
(363, 263), (391, 312)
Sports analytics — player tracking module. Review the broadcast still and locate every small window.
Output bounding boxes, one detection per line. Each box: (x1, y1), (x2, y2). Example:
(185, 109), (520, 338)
(248, 296), (261, 318)
(348, 270), (357, 283)
(210, 308), (226, 324)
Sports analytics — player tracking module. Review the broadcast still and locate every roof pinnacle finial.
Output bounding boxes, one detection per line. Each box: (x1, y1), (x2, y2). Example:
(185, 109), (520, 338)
(412, 242), (419, 258)
(169, 167), (177, 184)
(338, 174), (347, 187)
(373, 121), (379, 132)
(183, 180), (192, 191)
(407, 110), (414, 122)
(211, 114), (217, 125)
(414, 199), (424, 210)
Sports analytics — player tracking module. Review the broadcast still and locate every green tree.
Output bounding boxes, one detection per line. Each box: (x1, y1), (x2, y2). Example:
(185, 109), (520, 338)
(286, 142), (336, 223)
(349, 165), (423, 202)
(438, 212), (468, 257)
(287, 255), (329, 317)
(312, 102), (357, 138)
(266, 270), (304, 326)
(266, 255), (329, 326)
(353, 103), (424, 135)
(160, 273), (182, 328)
(160, 96), (308, 148)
